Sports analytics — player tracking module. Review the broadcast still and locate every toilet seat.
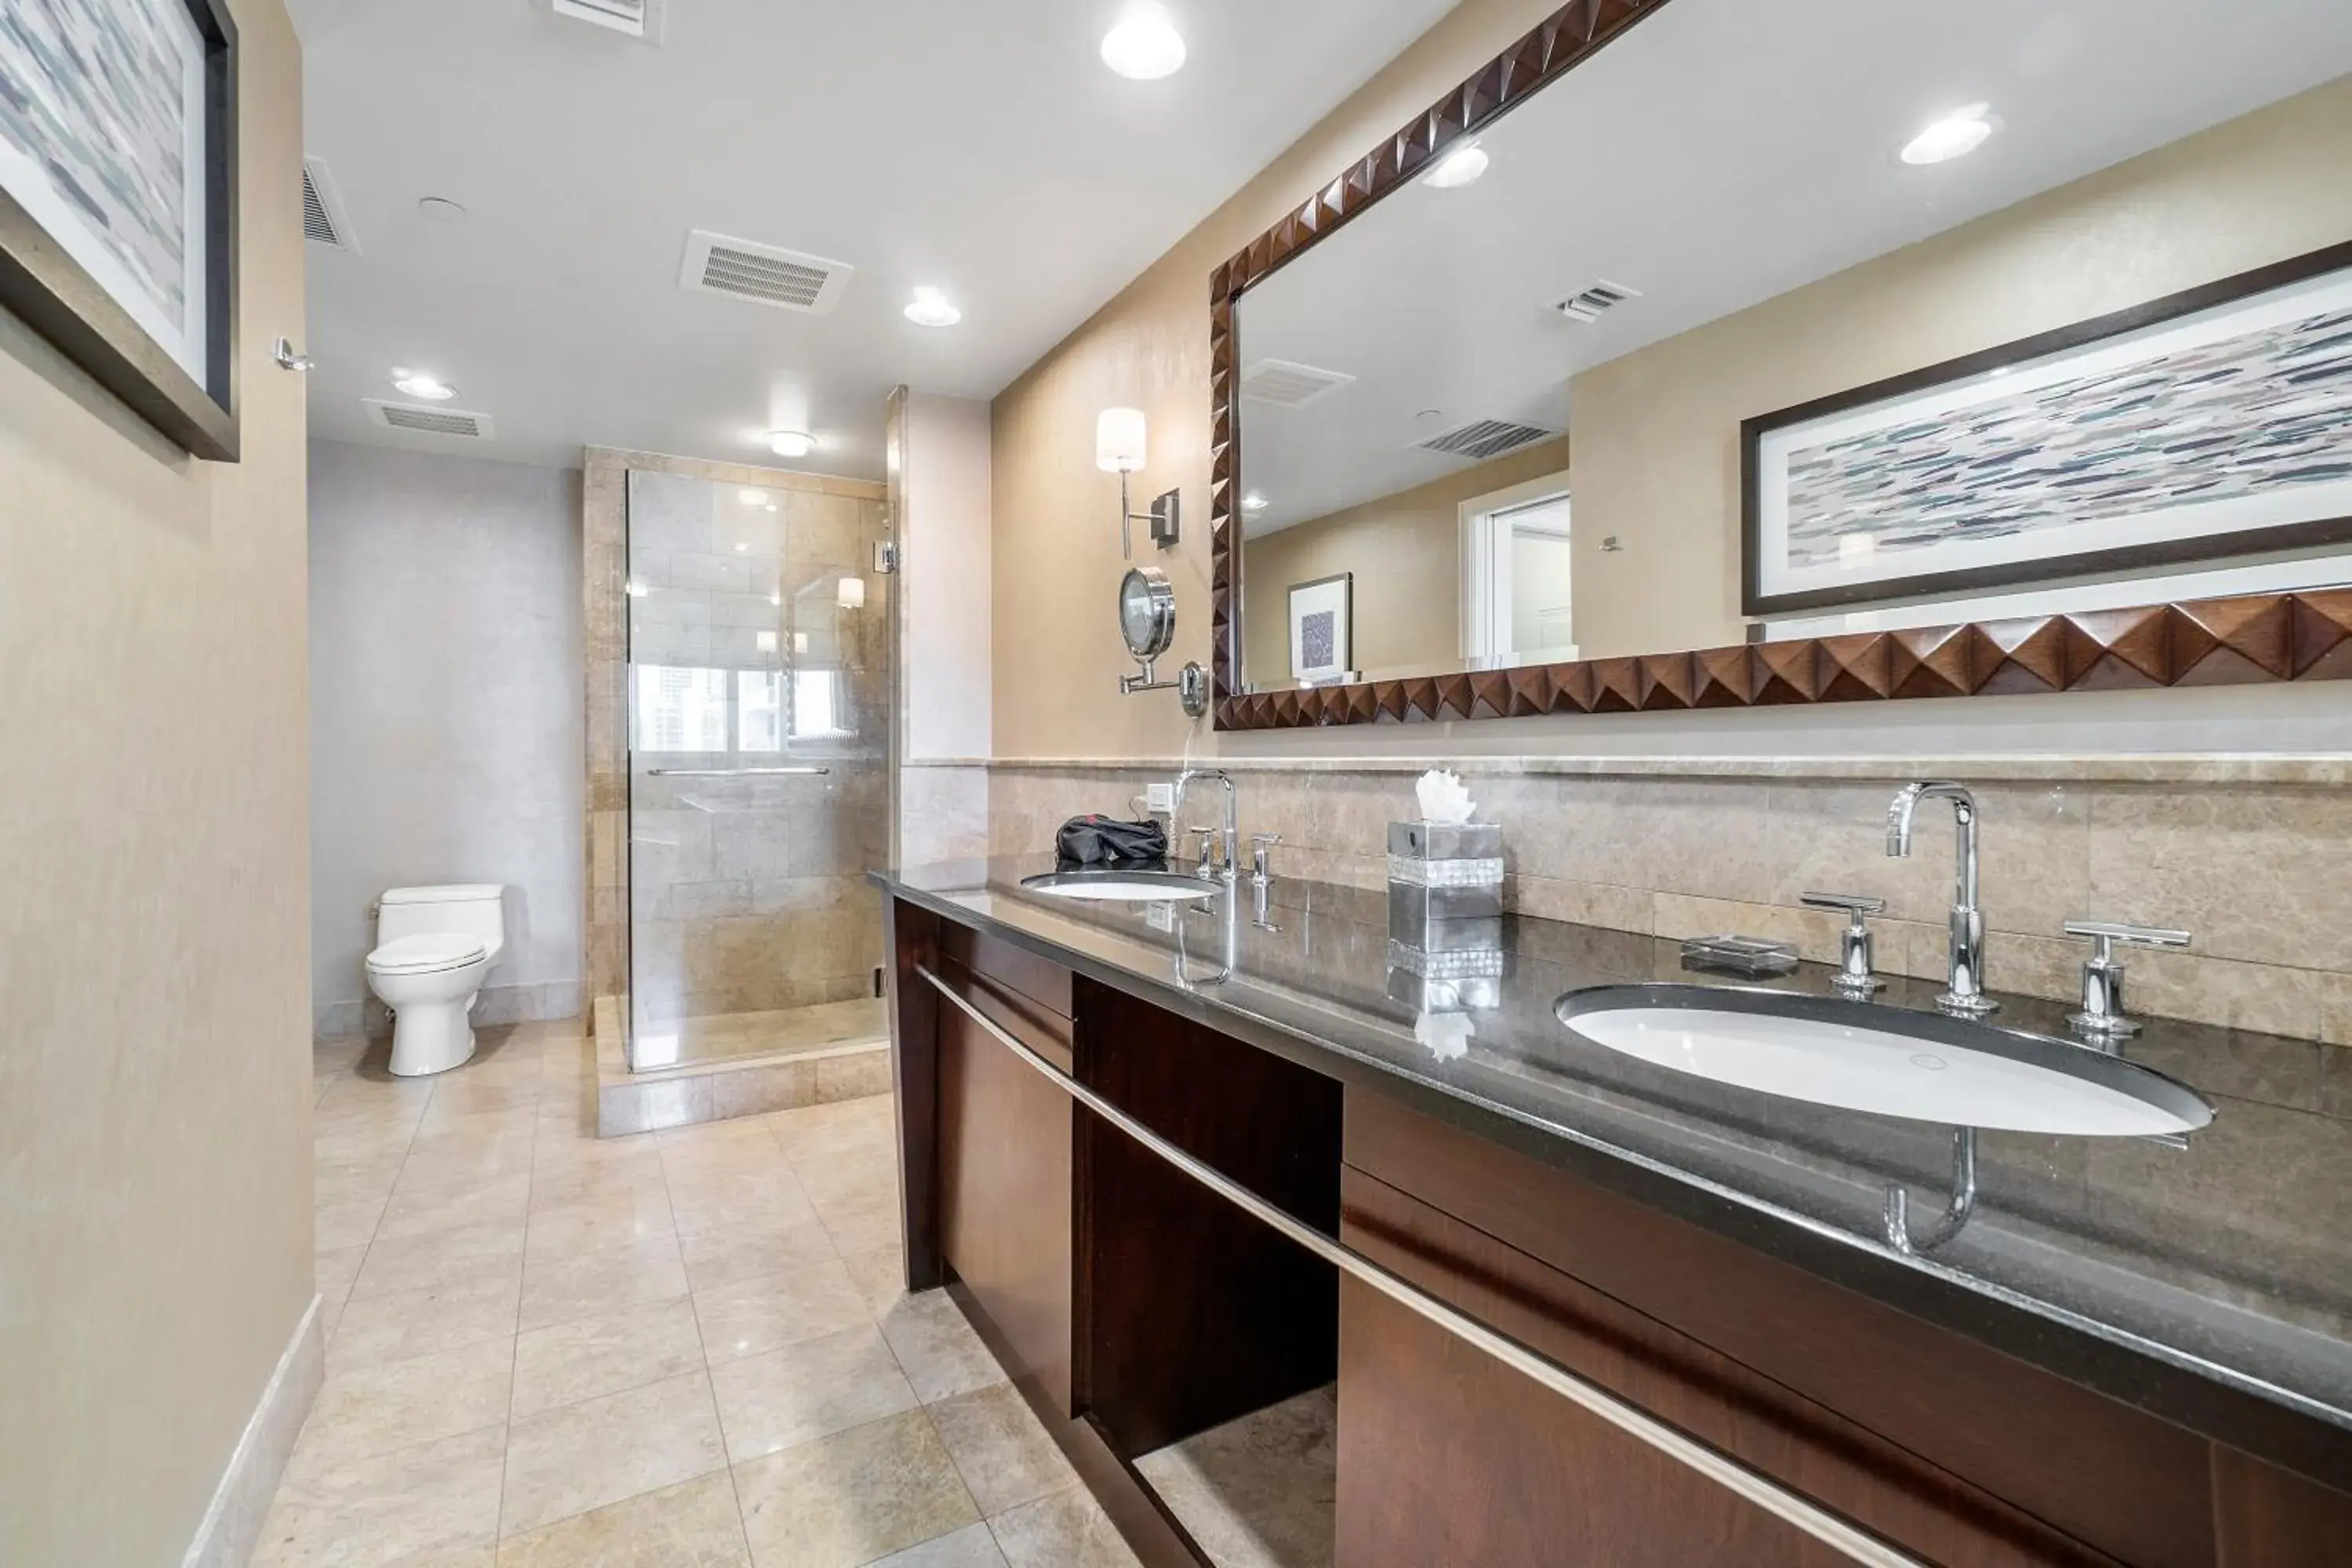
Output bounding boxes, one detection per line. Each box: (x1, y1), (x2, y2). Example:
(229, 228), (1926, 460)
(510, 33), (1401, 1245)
(368, 933), (489, 975)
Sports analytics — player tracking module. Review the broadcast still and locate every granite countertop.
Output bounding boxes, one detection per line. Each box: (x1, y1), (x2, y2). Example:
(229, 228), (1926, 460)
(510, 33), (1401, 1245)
(876, 856), (2352, 1487)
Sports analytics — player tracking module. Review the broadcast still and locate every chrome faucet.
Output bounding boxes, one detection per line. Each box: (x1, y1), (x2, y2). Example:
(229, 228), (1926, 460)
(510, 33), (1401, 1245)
(1172, 768), (1239, 882)
(1886, 781), (1996, 1016)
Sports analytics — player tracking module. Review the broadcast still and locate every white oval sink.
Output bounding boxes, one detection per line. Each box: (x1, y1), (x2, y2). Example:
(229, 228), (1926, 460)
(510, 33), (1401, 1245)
(1557, 985), (2212, 1137)
(1019, 869), (1218, 903)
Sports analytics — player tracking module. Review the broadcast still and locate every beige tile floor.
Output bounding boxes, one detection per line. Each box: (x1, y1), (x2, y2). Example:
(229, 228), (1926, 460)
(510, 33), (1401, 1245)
(273, 1019), (1143, 1568)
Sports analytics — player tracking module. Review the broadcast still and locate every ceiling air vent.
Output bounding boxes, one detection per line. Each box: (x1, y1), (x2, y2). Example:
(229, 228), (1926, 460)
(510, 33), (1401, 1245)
(302, 156), (358, 252)
(1240, 358), (1356, 408)
(1413, 418), (1559, 462)
(550, 0), (666, 43)
(1552, 279), (1641, 323)
(679, 229), (855, 314)
(365, 399), (496, 440)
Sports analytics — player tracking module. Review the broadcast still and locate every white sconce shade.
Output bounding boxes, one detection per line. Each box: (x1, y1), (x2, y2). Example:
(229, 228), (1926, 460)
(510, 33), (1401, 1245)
(837, 576), (867, 610)
(1096, 407), (1147, 474)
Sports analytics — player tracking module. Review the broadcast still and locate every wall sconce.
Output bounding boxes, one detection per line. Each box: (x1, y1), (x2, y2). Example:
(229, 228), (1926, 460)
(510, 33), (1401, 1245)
(837, 576), (866, 609)
(1094, 406), (1179, 559)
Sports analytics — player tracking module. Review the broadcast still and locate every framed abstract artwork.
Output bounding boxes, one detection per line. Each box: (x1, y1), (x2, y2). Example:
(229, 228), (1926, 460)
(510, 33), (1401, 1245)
(1743, 241), (2352, 615)
(1287, 572), (1353, 686)
(0, 0), (240, 460)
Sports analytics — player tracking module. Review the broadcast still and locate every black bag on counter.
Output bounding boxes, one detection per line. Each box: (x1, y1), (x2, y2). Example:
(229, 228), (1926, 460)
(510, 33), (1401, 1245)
(1055, 815), (1168, 868)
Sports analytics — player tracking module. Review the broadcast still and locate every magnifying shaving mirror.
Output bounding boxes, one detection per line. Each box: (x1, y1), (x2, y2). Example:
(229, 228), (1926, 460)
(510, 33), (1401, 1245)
(1116, 565), (1208, 716)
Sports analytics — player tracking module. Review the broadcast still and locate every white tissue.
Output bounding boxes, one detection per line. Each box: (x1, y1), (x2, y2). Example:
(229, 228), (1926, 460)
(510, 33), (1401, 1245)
(1415, 768), (1475, 826)
(1415, 1011), (1474, 1062)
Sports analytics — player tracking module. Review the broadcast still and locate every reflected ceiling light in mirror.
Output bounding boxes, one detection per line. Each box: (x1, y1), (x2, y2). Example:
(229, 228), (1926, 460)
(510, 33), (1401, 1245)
(1096, 407), (1146, 473)
(1102, 4), (1185, 80)
(1423, 141), (1489, 189)
(624, 579), (648, 597)
(905, 286), (962, 326)
(734, 542), (750, 553)
(1900, 104), (1995, 165)
(1241, 492), (1269, 513)
(739, 488), (769, 504)
(767, 430), (816, 458)
(837, 576), (867, 609)
(390, 368), (456, 400)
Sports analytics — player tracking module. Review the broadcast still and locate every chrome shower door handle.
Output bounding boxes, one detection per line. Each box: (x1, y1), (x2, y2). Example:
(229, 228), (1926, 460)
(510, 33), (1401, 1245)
(644, 766), (831, 778)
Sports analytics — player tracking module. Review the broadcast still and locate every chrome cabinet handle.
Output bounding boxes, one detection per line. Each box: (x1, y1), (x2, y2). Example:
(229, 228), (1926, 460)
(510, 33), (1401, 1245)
(644, 766), (830, 778)
(1802, 891), (1887, 996)
(913, 964), (1928, 1568)
(2060, 920), (2191, 1040)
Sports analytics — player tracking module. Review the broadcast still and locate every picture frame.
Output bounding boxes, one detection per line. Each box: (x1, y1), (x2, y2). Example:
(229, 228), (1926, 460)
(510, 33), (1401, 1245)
(1741, 240), (2352, 616)
(0, 0), (241, 460)
(1287, 571), (1353, 687)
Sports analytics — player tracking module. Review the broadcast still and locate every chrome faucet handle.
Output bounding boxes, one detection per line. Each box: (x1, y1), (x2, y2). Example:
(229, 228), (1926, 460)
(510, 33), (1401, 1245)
(1249, 832), (1283, 886)
(2061, 920), (2191, 1040)
(1802, 891), (1887, 996)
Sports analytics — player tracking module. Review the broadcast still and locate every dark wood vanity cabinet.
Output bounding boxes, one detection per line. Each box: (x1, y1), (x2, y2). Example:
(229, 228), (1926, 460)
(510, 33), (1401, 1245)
(1338, 1091), (2352, 1568)
(889, 897), (2352, 1568)
(933, 922), (1076, 1412)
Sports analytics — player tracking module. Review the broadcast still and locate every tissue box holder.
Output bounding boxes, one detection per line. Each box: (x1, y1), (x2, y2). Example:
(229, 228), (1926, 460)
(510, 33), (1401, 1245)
(1387, 820), (1503, 953)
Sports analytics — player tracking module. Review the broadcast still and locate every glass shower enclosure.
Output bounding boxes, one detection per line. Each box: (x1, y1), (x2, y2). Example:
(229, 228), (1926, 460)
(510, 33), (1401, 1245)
(622, 469), (891, 1071)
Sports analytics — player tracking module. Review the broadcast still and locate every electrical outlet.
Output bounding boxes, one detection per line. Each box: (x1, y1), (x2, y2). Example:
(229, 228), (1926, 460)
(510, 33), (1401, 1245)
(1144, 782), (1174, 813)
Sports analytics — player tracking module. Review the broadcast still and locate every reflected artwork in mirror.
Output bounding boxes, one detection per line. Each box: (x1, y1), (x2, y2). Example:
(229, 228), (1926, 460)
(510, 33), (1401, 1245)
(1212, 0), (2352, 728)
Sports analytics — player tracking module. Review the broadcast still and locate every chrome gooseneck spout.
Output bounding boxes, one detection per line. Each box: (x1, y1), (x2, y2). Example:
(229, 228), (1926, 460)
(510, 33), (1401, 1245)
(1172, 768), (1239, 883)
(1887, 781), (1996, 1017)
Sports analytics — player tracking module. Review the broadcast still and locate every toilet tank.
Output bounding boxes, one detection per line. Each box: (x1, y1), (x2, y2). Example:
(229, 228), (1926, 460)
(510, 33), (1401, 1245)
(379, 884), (506, 961)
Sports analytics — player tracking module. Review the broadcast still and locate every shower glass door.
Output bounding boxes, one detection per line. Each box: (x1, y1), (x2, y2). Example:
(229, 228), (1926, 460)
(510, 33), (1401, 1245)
(623, 469), (891, 1070)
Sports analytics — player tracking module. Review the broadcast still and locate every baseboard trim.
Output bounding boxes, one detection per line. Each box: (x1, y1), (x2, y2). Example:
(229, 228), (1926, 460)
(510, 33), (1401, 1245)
(180, 1293), (324, 1568)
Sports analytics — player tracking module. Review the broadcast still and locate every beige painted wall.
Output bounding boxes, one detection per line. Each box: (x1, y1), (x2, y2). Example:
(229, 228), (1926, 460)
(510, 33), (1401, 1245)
(991, 0), (1571, 757)
(1570, 73), (2352, 661)
(0, 1), (314, 1562)
(1241, 439), (1569, 685)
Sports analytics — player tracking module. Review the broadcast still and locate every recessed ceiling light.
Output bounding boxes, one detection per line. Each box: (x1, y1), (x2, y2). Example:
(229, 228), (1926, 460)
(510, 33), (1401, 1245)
(1241, 492), (1269, 513)
(905, 286), (962, 327)
(734, 542), (750, 553)
(390, 368), (456, 401)
(1423, 142), (1488, 189)
(1102, 4), (1185, 80)
(416, 196), (468, 224)
(1900, 104), (1994, 165)
(768, 430), (815, 459)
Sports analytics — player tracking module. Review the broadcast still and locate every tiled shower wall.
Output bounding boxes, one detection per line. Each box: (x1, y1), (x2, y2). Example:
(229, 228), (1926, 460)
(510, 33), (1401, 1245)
(583, 448), (892, 1027)
(982, 758), (2352, 1046)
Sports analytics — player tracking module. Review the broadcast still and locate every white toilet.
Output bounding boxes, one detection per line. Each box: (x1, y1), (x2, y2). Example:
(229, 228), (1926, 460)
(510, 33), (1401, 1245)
(366, 884), (506, 1076)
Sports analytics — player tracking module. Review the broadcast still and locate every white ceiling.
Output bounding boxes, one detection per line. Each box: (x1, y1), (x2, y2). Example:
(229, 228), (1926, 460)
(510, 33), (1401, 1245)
(1237, 0), (2352, 535)
(289, 0), (1460, 474)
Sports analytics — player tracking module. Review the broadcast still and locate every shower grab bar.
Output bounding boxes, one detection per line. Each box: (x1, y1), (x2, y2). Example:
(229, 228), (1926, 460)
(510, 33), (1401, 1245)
(913, 964), (1927, 1568)
(644, 766), (830, 778)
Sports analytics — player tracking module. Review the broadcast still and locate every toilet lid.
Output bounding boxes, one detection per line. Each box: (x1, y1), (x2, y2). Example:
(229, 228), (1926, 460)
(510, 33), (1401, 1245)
(368, 934), (488, 975)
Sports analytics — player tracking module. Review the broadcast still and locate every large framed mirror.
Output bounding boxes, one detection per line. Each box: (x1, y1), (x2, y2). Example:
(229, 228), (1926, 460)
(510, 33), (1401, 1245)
(1210, 0), (2352, 729)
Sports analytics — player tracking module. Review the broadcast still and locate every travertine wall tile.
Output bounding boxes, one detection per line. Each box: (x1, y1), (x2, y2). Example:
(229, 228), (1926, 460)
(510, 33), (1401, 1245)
(979, 760), (2350, 1046)
(2087, 786), (2352, 971)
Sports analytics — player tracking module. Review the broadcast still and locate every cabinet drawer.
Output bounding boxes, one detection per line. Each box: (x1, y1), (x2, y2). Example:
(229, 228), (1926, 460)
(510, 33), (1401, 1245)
(942, 924), (1073, 1021)
(1344, 1091), (2215, 1567)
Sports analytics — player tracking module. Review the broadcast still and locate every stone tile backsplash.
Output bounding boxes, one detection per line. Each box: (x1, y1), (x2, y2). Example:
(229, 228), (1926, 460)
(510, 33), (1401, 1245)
(977, 760), (2352, 1044)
